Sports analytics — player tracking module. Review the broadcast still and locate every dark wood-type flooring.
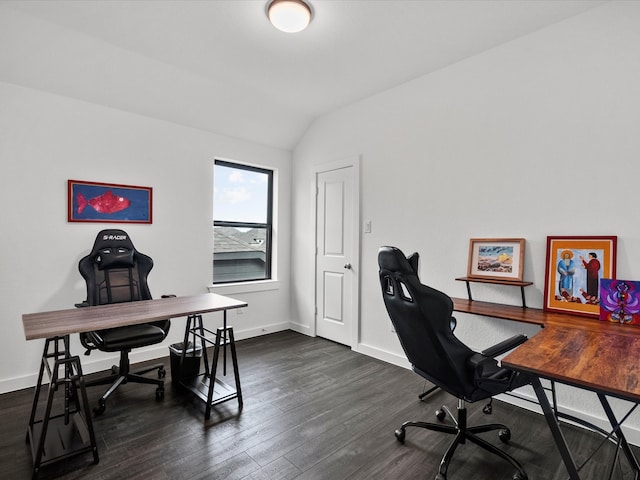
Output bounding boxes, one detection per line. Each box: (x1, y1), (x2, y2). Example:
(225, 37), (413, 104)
(2, 330), (638, 479)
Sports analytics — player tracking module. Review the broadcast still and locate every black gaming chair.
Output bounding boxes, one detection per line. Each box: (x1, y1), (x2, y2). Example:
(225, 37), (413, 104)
(406, 252), (458, 401)
(378, 246), (530, 480)
(77, 229), (170, 415)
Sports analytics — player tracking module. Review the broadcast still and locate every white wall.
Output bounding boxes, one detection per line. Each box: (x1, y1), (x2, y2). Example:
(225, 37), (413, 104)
(0, 81), (292, 393)
(291, 0), (640, 439)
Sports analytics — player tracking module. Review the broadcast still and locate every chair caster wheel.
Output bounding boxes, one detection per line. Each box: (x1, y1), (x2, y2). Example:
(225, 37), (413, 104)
(394, 428), (406, 443)
(158, 367), (166, 379)
(512, 472), (527, 480)
(483, 403), (493, 414)
(436, 409), (446, 422)
(156, 387), (164, 401)
(499, 428), (511, 443)
(94, 400), (106, 416)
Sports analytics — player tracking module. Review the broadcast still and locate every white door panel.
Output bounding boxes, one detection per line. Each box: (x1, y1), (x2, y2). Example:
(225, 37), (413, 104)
(315, 162), (358, 346)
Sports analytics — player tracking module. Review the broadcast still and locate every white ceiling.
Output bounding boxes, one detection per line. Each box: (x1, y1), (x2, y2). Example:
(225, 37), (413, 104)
(0, 0), (607, 150)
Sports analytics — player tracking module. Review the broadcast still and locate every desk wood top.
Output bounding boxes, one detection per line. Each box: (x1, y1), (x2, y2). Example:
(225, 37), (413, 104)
(502, 325), (640, 403)
(22, 293), (247, 340)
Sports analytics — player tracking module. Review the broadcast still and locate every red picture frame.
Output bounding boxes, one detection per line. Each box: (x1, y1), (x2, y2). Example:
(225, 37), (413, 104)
(68, 180), (152, 224)
(543, 236), (617, 317)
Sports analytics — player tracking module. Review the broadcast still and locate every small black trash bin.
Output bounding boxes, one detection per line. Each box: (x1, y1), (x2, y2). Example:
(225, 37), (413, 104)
(169, 341), (202, 385)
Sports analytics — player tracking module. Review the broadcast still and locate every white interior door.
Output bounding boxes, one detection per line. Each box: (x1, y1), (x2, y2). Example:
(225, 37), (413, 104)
(315, 160), (359, 347)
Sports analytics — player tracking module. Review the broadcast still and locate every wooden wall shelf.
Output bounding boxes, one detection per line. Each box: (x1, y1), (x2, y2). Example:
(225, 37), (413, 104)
(455, 276), (533, 308)
(452, 298), (544, 326)
(452, 296), (640, 336)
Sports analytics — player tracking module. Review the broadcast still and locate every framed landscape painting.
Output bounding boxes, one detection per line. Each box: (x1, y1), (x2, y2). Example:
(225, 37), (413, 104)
(68, 180), (152, 224)
(467, 238), (525, 282)
(544, 236), (617, 317)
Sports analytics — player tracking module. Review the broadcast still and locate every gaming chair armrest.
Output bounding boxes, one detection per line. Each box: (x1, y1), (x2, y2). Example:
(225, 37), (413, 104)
(467, 334), (528, 394)
(467, 352), (523, 394)
(480, 334), (527, 358)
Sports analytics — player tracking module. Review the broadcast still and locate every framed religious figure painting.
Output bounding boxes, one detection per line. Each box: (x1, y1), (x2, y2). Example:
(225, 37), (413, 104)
(544, 236), (617, 317)
(467, 238), (526, 282)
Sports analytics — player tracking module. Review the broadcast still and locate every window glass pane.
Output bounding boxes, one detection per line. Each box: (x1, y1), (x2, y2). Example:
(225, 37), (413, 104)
(214, 164), (269, 224)
(213, 160), (273, 284)
(213, 226), (268, 283)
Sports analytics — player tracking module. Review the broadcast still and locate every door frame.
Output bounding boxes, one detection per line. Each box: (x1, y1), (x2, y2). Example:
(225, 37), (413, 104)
(313, 155), (361, 350)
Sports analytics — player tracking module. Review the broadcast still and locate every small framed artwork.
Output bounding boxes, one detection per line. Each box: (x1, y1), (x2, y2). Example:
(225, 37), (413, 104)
(544, 236), (617, 317)
(599, 279), (640, 325)
(68, 180), (152, 224)
(467, 238), (526, 281)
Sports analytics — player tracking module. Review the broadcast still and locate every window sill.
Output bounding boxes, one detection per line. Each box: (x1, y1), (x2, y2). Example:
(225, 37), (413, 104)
(208, 280), (280, 295)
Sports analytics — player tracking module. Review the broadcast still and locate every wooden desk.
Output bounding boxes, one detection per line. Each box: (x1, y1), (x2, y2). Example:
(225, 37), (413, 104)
(22, 293), (247, 478)
(23, 293), (246, 339)
(502, 325), (640, 479)
(453, 296), (640, 479)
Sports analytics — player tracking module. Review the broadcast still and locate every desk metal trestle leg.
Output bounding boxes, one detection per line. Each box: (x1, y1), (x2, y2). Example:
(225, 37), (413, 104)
(533, 377), (640, 480)
(26, 335), (99, 479)
(597, 394), (640, 479)
(531, 378), (581, 479)
(180, 314), (243, 420)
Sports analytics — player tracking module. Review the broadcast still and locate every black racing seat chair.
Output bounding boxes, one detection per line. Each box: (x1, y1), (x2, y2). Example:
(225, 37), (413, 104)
(405, 251), (458, 401)
(378, 246), (531, 480)
(77, 229), (171, 415)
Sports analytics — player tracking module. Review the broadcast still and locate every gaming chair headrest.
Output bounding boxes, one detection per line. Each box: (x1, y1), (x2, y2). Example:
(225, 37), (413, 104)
(91, 229), (135, 251)
(89, 229), (139, 270)
(378, 246), (418, 277)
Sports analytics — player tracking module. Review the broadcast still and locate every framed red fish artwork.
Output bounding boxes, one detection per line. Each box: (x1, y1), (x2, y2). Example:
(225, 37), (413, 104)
(68, 180), (152, 224)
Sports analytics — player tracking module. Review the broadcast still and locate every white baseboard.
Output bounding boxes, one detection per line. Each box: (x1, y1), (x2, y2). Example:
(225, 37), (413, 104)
(356, 342), (411, 369)
(289, 321), (312, 335)
(232, 322), (290, 340)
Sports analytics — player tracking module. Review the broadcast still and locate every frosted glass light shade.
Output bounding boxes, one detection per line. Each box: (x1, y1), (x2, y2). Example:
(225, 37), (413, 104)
(268, 0), (312, 33)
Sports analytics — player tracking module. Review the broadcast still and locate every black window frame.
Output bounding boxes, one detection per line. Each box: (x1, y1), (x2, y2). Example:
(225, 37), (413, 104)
(213, 160), (273, 284)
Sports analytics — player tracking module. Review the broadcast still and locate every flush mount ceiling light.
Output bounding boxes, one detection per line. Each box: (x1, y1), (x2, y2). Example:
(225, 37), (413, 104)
(267, 0), (313, 33)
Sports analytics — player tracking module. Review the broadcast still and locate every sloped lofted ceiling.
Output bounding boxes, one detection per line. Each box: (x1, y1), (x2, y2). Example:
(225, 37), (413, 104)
(0, 0), (607, 150)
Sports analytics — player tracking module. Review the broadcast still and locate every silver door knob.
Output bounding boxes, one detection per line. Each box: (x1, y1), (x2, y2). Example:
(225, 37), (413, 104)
(344, 263), (352, 269)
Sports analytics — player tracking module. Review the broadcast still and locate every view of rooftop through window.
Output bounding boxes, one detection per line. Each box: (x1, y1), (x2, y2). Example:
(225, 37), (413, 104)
(213, 161), (273, 283)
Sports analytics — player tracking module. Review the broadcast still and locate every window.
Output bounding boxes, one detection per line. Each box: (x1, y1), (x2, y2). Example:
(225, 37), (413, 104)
(213, 160), (273, 284)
